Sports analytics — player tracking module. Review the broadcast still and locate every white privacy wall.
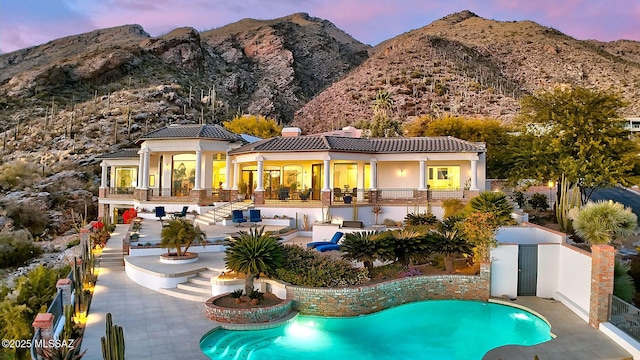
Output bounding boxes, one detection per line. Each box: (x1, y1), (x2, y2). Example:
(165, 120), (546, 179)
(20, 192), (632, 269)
(492, 224), (592, 321)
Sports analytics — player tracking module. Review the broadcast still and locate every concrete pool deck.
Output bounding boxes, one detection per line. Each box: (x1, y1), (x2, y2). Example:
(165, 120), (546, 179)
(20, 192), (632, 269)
(81, 224), (633, 360)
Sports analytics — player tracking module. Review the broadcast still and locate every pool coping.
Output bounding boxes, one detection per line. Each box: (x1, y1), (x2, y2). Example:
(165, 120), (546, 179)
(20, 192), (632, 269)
(489, 298), (557, 339)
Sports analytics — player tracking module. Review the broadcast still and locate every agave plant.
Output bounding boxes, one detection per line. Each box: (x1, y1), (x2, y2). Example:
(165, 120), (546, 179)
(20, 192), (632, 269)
(225, 226), (284, 295)
(160, 218), (206, 256)
(340, 231), (392, 277)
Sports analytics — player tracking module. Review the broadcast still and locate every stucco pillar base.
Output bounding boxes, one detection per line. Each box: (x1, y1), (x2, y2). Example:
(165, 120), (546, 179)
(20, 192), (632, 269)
(590, 244), (615, 328)
(253, 190), (265, 205)
(416, 189), (430, 203)
(135, 189), (149, 202)
(321, 190), (331, 205)
(32, 313), (54, 341)
(56, 278), (72, 306)
(190, 189), (207, 206)
(368, 190), (380, 204)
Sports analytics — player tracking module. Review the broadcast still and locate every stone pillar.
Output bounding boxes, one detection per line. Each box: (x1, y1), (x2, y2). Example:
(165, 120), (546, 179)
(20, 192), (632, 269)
(418, 158), (427, 190)
(589, 244), (615, 328)
(321, 189), (331, 206)
(56, 278), (73, 306)
(254, 190), (265, 205)
(32, 313), (55, 346)
(470, 159), (479, 191)
(194, 150), (202, 190)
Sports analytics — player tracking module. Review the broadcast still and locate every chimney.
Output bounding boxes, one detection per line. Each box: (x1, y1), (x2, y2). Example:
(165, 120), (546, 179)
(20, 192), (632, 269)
(281, 127), (301, 137)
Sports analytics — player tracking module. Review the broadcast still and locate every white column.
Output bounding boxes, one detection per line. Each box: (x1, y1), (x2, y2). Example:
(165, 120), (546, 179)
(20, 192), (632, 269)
(256, 156), (264, 191)
(418, 158), (427, 190)
(137, 151), (144, 189)
(470, 159), (479, 191)
(322, 158), (331, 191)
(370, 158), (377, 190)
(142, 149), (150, 189)
(232, 160), (239, 190)
(225, 154), (232, 189)
(194, 150), (202, 190)
(100, 162), (108, 188)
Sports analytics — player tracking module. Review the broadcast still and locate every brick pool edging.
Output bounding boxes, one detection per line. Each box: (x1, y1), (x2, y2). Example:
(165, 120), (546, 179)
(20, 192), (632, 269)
(205, 295), (294, 324)
(288, 263), (491, 317)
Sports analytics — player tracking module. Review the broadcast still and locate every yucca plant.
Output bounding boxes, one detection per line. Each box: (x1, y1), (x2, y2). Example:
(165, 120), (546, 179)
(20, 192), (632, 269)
(225, 226), (284, 295)
(340, 231), (392, 277)
(568, 200), (637, 246)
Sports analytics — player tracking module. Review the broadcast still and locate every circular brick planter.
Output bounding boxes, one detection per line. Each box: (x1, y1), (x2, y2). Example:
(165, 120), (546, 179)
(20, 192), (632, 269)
(159, 252), (198, 264)
(205, 293), (293, 324)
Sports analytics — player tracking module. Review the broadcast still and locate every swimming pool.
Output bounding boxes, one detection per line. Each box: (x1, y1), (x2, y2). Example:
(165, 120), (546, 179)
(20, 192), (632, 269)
(200, 300), (552, 360)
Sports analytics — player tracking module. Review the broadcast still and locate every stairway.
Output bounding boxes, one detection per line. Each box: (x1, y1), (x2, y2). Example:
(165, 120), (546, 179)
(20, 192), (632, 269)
(194, 201), (253, 226)
(99, 248), (126, 270)
(158, 268), (219, 302)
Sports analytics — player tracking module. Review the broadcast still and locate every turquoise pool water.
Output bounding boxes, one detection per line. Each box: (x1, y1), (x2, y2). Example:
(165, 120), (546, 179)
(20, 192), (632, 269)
(200, 300), (552, 360)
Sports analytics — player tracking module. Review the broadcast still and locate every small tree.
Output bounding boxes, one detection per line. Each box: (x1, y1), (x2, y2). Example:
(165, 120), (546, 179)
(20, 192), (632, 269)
(160, 218), (206, 256)
(222, 114), (282, 138)
(468, 191), (516, 226)
(225, 227), (284, 295)
(458, 212), (500, 264)
(568, 200), (637, 246)
(340, 231), (392, 277)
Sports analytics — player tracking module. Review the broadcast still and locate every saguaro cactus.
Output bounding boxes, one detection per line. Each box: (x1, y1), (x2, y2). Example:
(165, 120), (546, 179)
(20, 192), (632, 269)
(101, 312), (125, 360)
(555, 174), (581, 233)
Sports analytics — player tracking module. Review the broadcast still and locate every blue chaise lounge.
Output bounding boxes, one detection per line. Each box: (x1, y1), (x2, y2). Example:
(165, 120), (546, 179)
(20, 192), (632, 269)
(306, 231), (344, 249)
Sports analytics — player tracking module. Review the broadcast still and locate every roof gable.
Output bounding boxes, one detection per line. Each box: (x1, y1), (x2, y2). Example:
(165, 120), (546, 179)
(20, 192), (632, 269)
(136, 124), (244, 144)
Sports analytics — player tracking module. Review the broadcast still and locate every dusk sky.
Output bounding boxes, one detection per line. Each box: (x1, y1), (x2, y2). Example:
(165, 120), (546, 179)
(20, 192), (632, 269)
(1, 0), (639, 54)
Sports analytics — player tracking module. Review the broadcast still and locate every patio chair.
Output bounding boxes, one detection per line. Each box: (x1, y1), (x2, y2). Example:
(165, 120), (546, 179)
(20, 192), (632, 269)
(278, 187), (290, 201)
(232, 210), (247, 227)
(249, 209), (262, 226)
(333, 188), (342, 202)
(172, 206), (188, 219)
(155, 206), (166, 221)
(306, 231), (344, 249)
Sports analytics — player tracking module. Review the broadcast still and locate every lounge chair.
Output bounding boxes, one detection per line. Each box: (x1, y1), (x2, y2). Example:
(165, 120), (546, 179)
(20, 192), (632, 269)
(249, 209), (262, 226)
(316, 243), (341, 252)
(232, 210), (247, 227)
(306, 231), (344, 249)
(172, 206), (188, 219)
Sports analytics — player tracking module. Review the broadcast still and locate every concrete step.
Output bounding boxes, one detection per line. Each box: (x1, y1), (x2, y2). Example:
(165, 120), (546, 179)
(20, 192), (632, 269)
(190, 276), (212, 286)
(198, 269), (220, 278)
(177, 281), (211, 295)
(158, 287), (210, 302)
(194, 218), (215, 226)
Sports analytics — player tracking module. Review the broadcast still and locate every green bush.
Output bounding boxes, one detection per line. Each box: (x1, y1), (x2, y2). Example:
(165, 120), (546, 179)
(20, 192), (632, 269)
(66, 238), (81, 249)
(0, 230), (42, 268)
(404, 212), (438, 227)
(0, 161), (39, 191)
(528, 193), (549, 211)
(276, 245), (367, 287)
(5, 202), (50, 238)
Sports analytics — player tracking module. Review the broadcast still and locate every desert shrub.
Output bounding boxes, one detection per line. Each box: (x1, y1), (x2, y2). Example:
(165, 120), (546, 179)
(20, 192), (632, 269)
(614, 259), (635, 302)
(276, 245), (367, 287)
(5, 202), (50, 238)
(511, 191), (527, 209)
(441, 198), (465, 218)
(404, 212), (438, 227)
(66, 238), (81, 249)
(0, 230), (42, 268)
(528, 193), (549, 211)
(0, 161), (40, 191)
(383, 218), (400, 227)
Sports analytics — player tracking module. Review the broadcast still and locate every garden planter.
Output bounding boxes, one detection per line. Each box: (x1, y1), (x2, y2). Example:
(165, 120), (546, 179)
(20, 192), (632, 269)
(159, 252), (199, 264)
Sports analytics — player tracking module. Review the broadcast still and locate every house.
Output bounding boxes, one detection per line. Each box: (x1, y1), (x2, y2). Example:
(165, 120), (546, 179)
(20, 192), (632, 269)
(97, 124), (487, 224)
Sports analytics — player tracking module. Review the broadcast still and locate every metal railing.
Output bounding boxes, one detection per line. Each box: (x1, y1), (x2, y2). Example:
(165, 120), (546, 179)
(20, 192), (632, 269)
(208, 199), (253, 223)
(609, 295), (640, 342)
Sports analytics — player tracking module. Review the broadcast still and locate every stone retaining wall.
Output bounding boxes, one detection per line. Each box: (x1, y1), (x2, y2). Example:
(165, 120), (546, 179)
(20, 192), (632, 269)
(205, 295), (293, 324)
(288, 263), (490, 317)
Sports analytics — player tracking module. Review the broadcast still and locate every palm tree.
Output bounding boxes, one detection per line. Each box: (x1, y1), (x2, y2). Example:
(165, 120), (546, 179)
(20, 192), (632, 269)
(340, 231), (392, 277)
(429, 216), (473, 273)
(569, 200), (637, 246)
(224, 227), (284, 295)
(468, 191), (516, 226)
(372, 89), (394, 116)
(160, 218), (206, 257)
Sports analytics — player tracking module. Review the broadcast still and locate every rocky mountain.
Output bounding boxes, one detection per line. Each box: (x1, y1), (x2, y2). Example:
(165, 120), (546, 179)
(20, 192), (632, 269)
(0, 13), (369, 168)
(292, 10), (640, 133)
